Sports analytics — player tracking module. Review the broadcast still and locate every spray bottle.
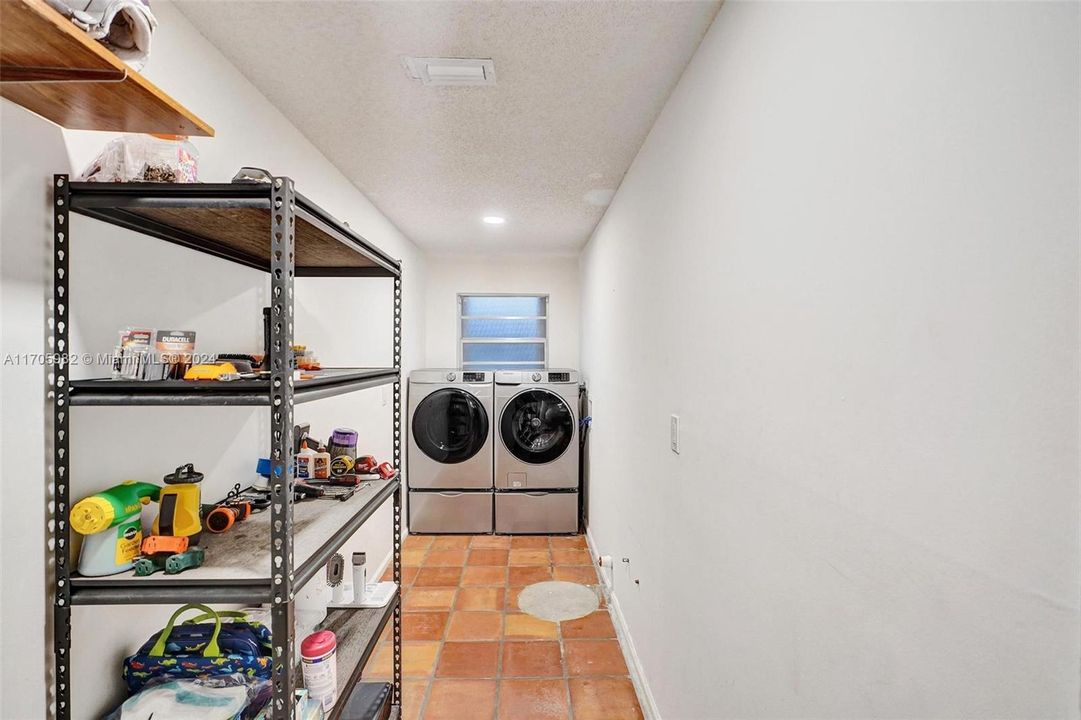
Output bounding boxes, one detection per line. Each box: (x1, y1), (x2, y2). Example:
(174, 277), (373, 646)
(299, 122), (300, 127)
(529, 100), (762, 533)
(70, 481), (160, 576)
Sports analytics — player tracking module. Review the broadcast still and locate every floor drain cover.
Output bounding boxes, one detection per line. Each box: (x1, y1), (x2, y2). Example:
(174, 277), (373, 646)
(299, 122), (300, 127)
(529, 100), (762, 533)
(518, 581), (600, 622)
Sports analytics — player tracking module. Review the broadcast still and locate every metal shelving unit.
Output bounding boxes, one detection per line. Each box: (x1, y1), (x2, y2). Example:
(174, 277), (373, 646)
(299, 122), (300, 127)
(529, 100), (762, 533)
(49, 175), (404, 720)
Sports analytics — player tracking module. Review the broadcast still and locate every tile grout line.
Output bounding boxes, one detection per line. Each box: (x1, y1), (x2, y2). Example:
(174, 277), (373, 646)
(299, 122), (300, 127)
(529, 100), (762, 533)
(501, 540), (513, 719)
(493, 544), (505, 720)
(412, 537), (438, 720)
(553, 537), (577, 720)
(425, 537), (466, 719)
(500, 544), (514, 719)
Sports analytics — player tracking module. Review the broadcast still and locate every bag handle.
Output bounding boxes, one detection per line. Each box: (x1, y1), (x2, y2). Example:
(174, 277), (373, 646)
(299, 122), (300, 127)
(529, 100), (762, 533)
(149, 603), (222, 658)
(183, 610), (251, 624)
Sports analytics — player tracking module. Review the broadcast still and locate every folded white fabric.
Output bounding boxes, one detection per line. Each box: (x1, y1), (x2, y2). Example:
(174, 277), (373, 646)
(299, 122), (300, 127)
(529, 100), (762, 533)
(45, 0), (157, 71)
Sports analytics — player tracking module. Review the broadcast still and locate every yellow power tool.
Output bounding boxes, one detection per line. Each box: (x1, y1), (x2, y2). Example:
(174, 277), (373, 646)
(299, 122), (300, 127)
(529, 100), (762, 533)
(152, 463), (203, 543)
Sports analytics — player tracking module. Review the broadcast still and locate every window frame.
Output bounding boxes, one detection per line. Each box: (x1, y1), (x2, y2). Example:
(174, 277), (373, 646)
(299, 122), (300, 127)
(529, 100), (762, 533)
(457, 292), (549, 370)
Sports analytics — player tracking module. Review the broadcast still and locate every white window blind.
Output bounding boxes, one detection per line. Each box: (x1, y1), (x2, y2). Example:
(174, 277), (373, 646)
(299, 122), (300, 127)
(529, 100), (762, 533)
(458, 294), (548, 370)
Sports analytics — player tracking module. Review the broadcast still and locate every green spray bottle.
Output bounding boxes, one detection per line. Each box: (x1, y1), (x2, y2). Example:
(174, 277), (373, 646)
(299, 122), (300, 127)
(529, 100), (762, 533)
(70, 480), (160, 576)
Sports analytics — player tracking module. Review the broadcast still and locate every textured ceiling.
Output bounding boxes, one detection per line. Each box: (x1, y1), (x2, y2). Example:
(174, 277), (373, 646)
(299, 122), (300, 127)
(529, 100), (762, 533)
(176, 0), (720, 254)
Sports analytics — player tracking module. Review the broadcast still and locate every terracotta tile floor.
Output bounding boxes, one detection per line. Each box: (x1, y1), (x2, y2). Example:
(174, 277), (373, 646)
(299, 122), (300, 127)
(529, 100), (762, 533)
(368, 534), (644, 720)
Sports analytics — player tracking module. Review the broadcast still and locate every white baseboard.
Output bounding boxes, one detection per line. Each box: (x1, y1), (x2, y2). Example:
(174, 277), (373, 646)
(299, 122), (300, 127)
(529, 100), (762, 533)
(585, 525), (662, 720)
(374, 547), (393, 585)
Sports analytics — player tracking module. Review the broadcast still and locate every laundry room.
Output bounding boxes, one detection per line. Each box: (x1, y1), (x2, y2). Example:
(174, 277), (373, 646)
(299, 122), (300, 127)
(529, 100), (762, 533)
(0, 1), (1079, 720)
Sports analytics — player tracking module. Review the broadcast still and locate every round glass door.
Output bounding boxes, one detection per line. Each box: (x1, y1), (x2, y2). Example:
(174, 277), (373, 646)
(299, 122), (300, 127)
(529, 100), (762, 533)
(500, 389), (574, 464)
(412, 389), (489, 464)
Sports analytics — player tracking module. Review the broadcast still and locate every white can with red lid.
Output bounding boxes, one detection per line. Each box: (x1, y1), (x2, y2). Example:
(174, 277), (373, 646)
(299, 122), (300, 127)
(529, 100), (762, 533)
(301, 630), (338, 711)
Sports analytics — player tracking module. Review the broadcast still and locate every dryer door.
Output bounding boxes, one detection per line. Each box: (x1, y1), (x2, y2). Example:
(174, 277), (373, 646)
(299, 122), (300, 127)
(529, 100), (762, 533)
(500, 389), (574, 465)
(412, 388), (490, 464)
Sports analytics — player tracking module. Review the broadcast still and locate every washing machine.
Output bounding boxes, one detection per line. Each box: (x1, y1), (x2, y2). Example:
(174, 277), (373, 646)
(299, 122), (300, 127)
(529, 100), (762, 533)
(494, 369), (580, 534)
(407, 369), (494, 533)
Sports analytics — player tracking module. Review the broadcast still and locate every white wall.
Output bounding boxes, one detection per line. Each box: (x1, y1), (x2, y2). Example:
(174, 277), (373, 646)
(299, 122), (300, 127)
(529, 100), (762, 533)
(580, 2), (1080, 718)
(424, 254), (579, 369)
(0, 2), (425, 717)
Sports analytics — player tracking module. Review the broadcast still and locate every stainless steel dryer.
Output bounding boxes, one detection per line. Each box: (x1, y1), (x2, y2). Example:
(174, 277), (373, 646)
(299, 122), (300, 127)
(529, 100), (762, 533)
(408, 369), (494, 533)
(494, 369), (580, 534)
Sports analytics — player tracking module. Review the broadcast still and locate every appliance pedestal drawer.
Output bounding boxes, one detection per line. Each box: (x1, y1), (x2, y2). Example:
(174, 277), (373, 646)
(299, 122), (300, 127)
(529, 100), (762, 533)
(495, 491), (578, 534)
(409, 490), (493, 534)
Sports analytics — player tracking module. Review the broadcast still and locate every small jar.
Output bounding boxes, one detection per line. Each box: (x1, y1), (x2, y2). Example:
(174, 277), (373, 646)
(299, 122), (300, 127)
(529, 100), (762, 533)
(327, 428), (358, 459)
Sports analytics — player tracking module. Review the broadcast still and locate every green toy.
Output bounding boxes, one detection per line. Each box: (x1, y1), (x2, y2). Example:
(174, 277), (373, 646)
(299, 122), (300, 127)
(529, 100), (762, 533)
(133, 554), (168, 577)
(134, 546), (205, 576)
(165, 546), (205, 574)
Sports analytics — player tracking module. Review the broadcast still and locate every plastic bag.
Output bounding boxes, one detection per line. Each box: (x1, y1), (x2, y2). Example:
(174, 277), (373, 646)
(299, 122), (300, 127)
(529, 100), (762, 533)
(79, 134), (198, 183)
(103, 673), (271, 720)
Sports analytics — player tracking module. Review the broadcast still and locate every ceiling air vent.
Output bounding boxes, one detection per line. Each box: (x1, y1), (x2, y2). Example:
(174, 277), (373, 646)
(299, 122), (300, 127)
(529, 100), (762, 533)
(403, 57), (496, 86)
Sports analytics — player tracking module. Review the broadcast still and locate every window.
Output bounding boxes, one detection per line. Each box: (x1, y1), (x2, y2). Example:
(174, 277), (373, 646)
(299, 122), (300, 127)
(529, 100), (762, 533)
(458, 294), (547, 370)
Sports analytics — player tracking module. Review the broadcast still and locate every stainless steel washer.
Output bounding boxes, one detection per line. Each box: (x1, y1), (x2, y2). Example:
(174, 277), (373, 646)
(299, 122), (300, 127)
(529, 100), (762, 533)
(407, 369), (493, 533)
(494, 369), (580, 533)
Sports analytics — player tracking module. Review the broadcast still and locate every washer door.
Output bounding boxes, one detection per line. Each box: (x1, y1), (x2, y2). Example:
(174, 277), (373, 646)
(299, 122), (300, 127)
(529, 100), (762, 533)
(501, 389), (574, 464)
(412, 388), (489, 464)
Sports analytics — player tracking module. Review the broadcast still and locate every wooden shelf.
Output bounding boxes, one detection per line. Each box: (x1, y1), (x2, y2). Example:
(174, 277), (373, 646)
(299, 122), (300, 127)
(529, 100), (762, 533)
(0, 0), (213, 136)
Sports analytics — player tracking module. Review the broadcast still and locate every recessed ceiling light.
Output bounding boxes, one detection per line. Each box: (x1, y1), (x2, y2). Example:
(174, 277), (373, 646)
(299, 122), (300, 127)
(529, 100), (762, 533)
(483, 216), (505, 225)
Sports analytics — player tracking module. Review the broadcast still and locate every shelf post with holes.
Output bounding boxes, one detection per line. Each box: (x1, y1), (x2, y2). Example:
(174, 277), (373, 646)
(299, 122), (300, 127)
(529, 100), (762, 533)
(392, 271), (403, 705)
(269, 176), (297, 719)
(51, 174), (72, 720)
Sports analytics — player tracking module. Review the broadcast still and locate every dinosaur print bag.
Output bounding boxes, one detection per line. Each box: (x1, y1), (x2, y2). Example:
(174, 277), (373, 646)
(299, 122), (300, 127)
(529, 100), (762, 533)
(123, 603), (273, 694)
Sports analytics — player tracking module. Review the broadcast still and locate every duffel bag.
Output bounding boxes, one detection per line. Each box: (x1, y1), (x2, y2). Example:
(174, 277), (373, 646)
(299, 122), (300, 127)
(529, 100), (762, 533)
(123, 603), (273, 694)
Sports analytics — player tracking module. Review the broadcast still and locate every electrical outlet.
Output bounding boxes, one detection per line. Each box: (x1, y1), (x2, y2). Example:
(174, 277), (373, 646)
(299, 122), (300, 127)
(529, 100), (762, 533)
(670, 414), (680, 454)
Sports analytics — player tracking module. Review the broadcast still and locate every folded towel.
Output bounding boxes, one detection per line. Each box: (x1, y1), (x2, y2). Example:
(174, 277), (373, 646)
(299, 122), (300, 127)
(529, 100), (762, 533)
(45, 0), (157, 71)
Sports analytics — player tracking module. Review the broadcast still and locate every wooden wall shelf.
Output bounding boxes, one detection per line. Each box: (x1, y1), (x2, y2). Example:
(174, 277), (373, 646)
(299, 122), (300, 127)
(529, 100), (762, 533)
(0, 0), (213, 136)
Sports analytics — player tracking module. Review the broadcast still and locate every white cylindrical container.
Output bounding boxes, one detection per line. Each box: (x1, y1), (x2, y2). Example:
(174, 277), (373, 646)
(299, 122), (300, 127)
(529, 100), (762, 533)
(301, 630), (338, 711)
(352, 552), (368, 602)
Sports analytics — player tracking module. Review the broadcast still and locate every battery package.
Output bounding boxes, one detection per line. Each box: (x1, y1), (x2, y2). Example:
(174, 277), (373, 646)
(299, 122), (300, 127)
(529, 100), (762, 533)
(154, 329), (197, 379)
(112, 328), (196, 380)
(114, 327), (153, 379)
